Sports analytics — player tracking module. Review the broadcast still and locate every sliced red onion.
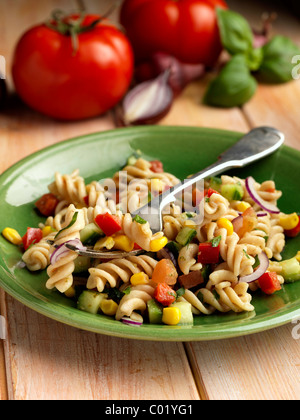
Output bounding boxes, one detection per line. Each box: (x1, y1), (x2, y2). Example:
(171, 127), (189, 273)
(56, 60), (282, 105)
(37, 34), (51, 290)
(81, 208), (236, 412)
(239, 252), (269, 284)
(122, 69), (174, 125)
(50, 239), (87, 265)
(121, 317), (143, 327)
(232, 215), (244, 233)
(245, 177), (280, 214)
(256, 212), (268, 217)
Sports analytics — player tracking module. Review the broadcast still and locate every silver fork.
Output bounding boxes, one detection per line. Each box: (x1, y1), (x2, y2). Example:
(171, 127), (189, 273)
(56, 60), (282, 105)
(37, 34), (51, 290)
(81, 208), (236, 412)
(68, 126), (284, 259)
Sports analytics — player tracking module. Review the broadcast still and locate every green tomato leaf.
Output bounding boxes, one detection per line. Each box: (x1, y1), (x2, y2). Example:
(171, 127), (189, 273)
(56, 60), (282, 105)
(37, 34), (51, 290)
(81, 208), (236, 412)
(217, 8), (254, 56)
(204, 55), (257, 108)
(257, 35), (300, 83)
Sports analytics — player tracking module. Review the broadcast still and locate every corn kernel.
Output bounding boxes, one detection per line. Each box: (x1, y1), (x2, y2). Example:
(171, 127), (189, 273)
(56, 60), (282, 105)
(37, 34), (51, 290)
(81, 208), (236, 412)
(150, 236), (168, 252)
(279, 213), (299, 231)
(235, 201), (251, 212)
(113, 234), (134, 252)
(42, 226), (55, 237)
(150, 178), (165, 193)
(162, 307), (181, 326)
(100, 299), (118, 316)
(130, 272), (149, 286)
(2, 228), (23, 245)
(217, 218), (234, 236)
(64, 286), (76, 298)
(296, 251), (300, 262)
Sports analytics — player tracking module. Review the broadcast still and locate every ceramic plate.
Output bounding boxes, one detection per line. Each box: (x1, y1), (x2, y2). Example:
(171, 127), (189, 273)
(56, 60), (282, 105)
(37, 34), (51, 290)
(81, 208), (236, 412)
(0, 126), (299, 341)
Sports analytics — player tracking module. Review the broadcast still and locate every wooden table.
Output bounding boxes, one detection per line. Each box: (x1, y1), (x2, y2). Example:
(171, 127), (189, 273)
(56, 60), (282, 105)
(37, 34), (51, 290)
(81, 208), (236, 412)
(0, 0), (299, 401)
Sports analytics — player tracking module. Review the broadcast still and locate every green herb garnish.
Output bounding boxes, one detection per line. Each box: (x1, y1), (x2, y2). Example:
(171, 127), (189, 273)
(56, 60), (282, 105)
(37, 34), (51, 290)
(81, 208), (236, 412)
(133, 215), (147, 224)
(55, 212), (78, 239)
(210, 235), (222, 248)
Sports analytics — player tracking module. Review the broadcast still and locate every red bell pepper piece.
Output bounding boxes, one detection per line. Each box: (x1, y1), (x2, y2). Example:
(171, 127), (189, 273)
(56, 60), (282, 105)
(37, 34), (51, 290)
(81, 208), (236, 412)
(206, 188), (220, 198)
(258, 272), (282, 295)
(95, 213), (122, 237)
(154, 283), (176, 306)
(285, 216), (300, 238)
(22, 227), (43, 250)
(35, 193), (59, 217)
(198, 242), (220, 264)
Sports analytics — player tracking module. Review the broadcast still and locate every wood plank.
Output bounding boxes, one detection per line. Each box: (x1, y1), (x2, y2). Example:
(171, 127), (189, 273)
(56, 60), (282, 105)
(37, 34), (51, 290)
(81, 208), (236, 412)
(0, 290), (8, 400)
(0, 0), (199, 401)
(185, 325), (300, 400)
(186, 0), (300, 401)
(160, 77), (249, 132)
(4, 295), (199, 400)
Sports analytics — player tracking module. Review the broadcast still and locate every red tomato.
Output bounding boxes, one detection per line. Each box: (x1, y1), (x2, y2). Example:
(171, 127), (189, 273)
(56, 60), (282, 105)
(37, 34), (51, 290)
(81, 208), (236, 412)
(22, 228), (43, 250)
(150, 160), (164, 173)
(120, 0), (228, 66)
(35, 193), (59, 217)
(12, 13), (134, 120)
(285, 216), (300, 238)
(154, 283), (177, 306)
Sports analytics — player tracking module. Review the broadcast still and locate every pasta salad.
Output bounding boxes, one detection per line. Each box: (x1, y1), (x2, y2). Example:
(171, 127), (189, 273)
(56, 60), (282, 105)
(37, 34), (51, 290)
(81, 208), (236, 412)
(3, 156), (300, 327)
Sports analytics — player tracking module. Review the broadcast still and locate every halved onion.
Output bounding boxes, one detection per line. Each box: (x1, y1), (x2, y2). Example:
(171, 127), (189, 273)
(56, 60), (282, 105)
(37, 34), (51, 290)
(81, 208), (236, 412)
(121, 317), (143, 327)
(122, 69), (174, 125)
(50, 239), (86, 265)
(245, 177), (280, 214)
(239, 252), (269, 283)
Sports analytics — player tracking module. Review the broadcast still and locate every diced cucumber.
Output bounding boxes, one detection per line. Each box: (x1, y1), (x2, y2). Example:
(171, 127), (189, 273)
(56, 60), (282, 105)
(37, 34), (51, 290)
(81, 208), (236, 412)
(279, 257), (300, 283)
(221, 183), (244, 201)
(209, 176), (222, 192)
(74, 256), (91, 274)
(77, 290), (107, 314)
(171, 301), (193, 326)
(176, 227), (197, 247)
(147, 299), (163, 324)
(80, 223), (104, 245)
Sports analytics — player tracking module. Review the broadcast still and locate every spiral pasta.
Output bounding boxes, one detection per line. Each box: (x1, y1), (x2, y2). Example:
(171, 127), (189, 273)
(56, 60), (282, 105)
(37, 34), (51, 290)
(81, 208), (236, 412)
(46, 205), (86, 293)
(22, 232), (56, 271)
(87, 255), (158, 292)
(115, 283), (155, 322)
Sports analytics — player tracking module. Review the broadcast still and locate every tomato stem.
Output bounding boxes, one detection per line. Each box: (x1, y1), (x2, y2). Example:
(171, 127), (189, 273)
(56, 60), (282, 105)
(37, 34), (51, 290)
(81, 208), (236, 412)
(45, 3), (121, 56)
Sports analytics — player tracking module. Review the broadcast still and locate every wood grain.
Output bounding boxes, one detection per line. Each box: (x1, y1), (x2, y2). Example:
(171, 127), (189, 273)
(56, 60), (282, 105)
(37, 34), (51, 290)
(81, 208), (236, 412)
(186, 325), (300, 400)
(4, 295), (199, 400)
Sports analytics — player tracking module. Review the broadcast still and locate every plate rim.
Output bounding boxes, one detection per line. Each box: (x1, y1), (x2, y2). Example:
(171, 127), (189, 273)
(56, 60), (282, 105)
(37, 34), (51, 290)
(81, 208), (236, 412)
(0, 125), (300, 342)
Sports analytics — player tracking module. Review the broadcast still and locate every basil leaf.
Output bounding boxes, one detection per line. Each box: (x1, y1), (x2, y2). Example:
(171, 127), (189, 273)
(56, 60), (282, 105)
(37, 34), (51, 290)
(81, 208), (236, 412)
(55, 212), (78, 239)
(217, 8), (254, 55)
(210, 235), (222, 248)
(176, 287), (186, 299)
(204, 55), (257, 108)
(258, 35), (300, 83)
(132, 215), (147, 224)
(246, 47), (263, 72)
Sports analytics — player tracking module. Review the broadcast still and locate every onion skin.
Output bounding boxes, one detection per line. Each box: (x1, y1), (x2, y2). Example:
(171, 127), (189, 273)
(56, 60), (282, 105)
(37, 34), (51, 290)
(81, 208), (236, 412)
(245, 176), (280, 214)
(121, 317), (142, 327)
(122, 70), (174, 126)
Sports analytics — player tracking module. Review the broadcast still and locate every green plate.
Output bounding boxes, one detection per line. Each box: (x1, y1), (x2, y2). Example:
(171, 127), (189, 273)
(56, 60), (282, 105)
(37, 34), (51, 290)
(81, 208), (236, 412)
(0, 126), (299, 341)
